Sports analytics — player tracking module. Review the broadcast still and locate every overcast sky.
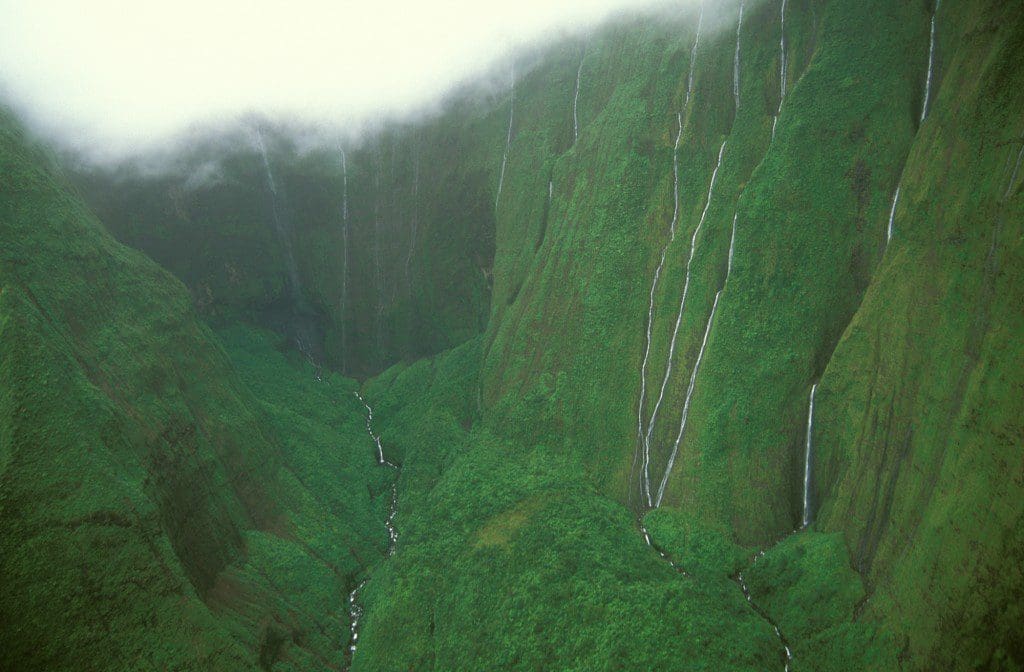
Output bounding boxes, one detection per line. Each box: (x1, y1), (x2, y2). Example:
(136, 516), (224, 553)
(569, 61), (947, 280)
(0, 0), (692, 156)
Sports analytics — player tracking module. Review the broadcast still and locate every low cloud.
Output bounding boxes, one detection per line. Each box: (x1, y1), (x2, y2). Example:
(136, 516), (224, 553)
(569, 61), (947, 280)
(0, 0), (706, 159)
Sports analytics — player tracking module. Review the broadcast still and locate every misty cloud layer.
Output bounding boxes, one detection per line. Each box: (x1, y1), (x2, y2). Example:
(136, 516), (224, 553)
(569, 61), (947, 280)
(0, 0), (702, 157)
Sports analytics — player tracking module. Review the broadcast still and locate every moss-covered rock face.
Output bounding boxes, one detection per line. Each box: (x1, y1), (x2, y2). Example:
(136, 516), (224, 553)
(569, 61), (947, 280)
(71, 113), (495, 379)
(5, 0), (1024, 669)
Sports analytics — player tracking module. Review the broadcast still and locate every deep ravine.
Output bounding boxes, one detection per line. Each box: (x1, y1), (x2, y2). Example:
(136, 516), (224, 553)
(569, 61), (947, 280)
(345, 392), (401, 670)
(737, 550), (794, 672)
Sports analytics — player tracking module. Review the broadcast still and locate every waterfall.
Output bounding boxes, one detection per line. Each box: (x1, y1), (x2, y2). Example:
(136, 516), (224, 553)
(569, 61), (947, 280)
(779, 0), (788, 104)
(802, 383), (817, 528)
(727, 213), (738, 281)
(373, 157), (385, 358)
(573, 54), (584, 143)
(644, 140), (727, 468)
(638, 112), (686, 507)
(406, 145), (420, 286)
(254, 127), (303, 307)
(685, 2), (705, 107)
(655, 288), (722, 507)
(886, 186), (900, 244)
(921, 0), (941, 124)
(496, 67), (515, 209)
(772, 0), (788, 140)
(345, 393), (400, 670)
(345, 579), (368, 663)
(340, 148), (350, 372)
(734, 2), (744, 112)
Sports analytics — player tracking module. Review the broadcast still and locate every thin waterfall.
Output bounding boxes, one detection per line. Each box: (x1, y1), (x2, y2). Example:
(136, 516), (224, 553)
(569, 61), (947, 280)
(644, 140), (727, 469)
(727, 213), (738, 281)
(685, 2), (705, 107)
(340, 148), (350, 372)
(496, 66), (515, 209)
(406, 143), (420, 287)
(638, 112), (686, 507)
(734, 2), (744, 112)
(886, 186), (900, 244)
(655, 288), (722, 507)
(254, 127), (303, 307)
(373, 156), (385, 358)
(921, 0), (941, 124)
(573, 54), (584, 143)
(802, 383), (818, 528)
(772, 0), (788, 141)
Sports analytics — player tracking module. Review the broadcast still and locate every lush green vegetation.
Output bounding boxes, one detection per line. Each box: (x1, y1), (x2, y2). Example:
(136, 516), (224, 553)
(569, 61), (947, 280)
(3, 0), (1023, 668)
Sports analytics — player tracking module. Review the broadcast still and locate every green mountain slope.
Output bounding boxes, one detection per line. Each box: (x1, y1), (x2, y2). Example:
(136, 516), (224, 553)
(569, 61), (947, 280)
(10, 0), (1024, 669)
(0, 112), (390, 670)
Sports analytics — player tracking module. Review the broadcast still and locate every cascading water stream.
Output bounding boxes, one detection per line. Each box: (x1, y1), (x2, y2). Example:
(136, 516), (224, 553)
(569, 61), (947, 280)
(727, 213), (738, 280)
(802, 383), (817, 528)
(685, 2), (704, 107)
(643, 140), (727, 494)
(345, 392), (401, 669)
(573, 55), (584, 143)
(496, 67), (515, 209)
(737, 551), (794, 672)
(636, 111), (686, 507)
(771, 0), (788, 141)
(655, 288), (722, 507)
(886, 186), (900, 244)
(921, 0), (941, 124)
(734, 2), (744, 113)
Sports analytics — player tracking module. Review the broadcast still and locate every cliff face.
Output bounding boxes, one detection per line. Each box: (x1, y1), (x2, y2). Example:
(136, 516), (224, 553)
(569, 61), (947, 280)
(22, 0), (1024, 669)
(72, 111), (496, 379)
(0, 113), (389, 670)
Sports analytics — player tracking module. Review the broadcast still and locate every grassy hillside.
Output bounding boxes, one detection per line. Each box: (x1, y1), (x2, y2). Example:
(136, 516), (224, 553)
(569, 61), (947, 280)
(0, 111), (390, 670)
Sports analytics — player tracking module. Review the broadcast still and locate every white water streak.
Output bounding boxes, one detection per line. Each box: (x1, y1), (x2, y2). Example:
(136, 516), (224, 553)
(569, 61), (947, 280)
(496, 67), (515, 209)
(655, 288), (722, 507)
(255, 127), (302, 305)
(685, 2), (704, 107)
(802, 383), (817, 528)
(644, 140), (727, 463)
(406, 145), (420, 285)
(921, 0), (940, 124)
(734, 2), (744, 112)
(340, 148), (350, 371)
(886, 186), (900, 244)
(770, 0), (787, 142)
(573, 55), (584, 143)
(727, 213), (737, 281)
(346, 392), (400, 668)
(638, 112), (686, 507)
(779, 0), (788, 108)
